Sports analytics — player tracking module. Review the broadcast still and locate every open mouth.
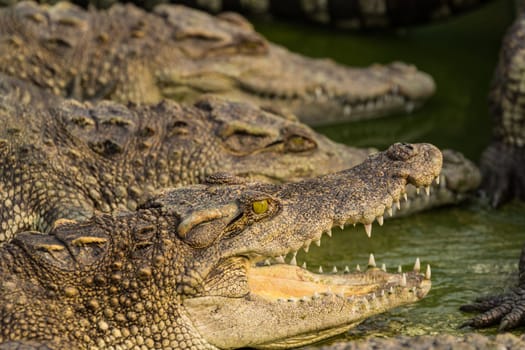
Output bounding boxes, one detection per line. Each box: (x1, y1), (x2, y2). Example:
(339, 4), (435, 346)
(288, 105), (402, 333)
(247, 247), (431, 305)
(244, 177), (439, 303)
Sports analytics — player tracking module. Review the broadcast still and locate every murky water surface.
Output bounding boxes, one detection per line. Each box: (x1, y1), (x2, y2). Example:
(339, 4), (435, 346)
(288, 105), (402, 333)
(253, 0), (525, 345)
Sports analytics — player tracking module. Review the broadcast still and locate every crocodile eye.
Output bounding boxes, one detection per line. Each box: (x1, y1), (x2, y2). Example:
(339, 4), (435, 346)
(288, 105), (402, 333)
(252, 199), (269, 214)
(286, 135), (316, 152)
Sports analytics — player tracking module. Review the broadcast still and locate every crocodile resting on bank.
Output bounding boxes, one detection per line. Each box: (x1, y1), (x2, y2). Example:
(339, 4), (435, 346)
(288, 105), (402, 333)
(0, 1), (435, 126)
(0, 73), (479, 246)
(0, 143), (441, 349)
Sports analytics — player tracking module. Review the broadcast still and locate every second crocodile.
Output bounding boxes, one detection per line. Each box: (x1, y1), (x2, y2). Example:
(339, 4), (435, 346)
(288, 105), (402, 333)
(0, 74), (479, 246)
(0, 1), (435, 126)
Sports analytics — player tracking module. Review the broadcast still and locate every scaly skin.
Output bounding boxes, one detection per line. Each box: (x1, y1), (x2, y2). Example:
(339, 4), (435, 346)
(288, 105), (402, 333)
(0, 80), (371, 245)
(0, 142), (441, 349)
(481, 10), (525, 207)
(0, 1), (435, 126)
(461, 243), (525, 331)
(462, 8), (525, 331)
(0, 74), (479, 246)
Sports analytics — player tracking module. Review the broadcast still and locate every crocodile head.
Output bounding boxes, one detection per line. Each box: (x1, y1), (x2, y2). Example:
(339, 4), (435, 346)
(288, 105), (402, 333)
(56, 96), (371, 187)
(0, 143), (441, 349)
(165, 142), (441, 348)
(0, 2), (435, 126)
(154, 6), (436, 126)
(186, 97), (372, 184)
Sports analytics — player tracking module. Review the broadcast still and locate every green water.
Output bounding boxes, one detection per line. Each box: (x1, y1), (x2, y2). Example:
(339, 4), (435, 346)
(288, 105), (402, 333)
(254, 0), (525, 343)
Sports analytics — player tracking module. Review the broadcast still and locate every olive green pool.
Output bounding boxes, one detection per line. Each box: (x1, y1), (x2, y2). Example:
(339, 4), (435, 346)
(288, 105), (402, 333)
(254, 0), (525, 344)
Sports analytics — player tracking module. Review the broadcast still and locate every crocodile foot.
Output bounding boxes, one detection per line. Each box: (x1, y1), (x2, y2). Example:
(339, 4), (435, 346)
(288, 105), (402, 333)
(480, 141), (525, 208)
(461, 243), (525, 331)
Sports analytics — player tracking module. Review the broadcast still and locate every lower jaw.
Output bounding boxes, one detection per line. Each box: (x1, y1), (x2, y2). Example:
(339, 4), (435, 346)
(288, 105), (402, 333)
(247, 264), (398, 300)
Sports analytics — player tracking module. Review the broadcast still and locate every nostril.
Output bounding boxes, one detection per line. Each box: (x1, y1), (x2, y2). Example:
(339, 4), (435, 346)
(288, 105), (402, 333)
(401, 142), (414, 151)
(387, 142), (416, 161)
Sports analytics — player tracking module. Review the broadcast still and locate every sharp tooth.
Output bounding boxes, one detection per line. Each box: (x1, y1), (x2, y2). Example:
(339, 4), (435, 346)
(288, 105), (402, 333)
(413, 257), (420, 272)
(435, 176), (440, 185)
(275, 256), (285, 264)
(343, 105), (351, 116)
(364, 223), (372, 238)
(425, 186), (430, 196)
(332, 266), (338, 273)
(290, 255), (297, 266)
(381, 263), (386, 272)
(314, 238), (321, 247)
(377, 215), (384, 226)
(387, 207), (393, 217)
(416, 187), (420, 195)
(398, 265), (402, 273)
(264, 259), (271, 266)
(425, 264), (431, 280)
(401, 273), (407, 287)
(318, 266), (324, 273)
(302, 262), (307, 269)
(303, 241), (310, 253)
(313, 292), (320, 299)
(325, 229), (332, 238)
(395, 200), (401, 210)
(389, 286), (394, 294)
(370, 293), (376, 300)
(344, 266), (350, 273)
(403, 193), (408, 201)
(381, 290), (385, 297)
(368, 253), (376, 268)
(339, 224), (344, 230)
(356, 264), (361, 272)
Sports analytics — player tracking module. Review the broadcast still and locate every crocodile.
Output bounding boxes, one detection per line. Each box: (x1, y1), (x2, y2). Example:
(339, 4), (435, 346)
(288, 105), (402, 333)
(0, 72), (479, 245)
(0, 1), (435, 126)
(0, 142), (441, 349)
(0, 80), (367, 245)
(460, 6), (525, 332)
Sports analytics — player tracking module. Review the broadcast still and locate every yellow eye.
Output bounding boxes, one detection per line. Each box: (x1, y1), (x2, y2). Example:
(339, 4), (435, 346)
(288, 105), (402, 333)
(252, 199), (269, 214)
(290, 136), (305, 146)
(286, 135), (316, 152)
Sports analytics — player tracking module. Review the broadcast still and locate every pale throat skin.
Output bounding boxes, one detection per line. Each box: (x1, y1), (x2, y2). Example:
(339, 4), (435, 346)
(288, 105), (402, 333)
(0, 142), (441, 349)
(0, 1), (435, 126)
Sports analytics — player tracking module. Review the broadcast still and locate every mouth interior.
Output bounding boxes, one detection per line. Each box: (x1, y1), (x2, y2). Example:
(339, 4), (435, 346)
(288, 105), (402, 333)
(243, 174), (440, 301)
(247, 264), (392, 300)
